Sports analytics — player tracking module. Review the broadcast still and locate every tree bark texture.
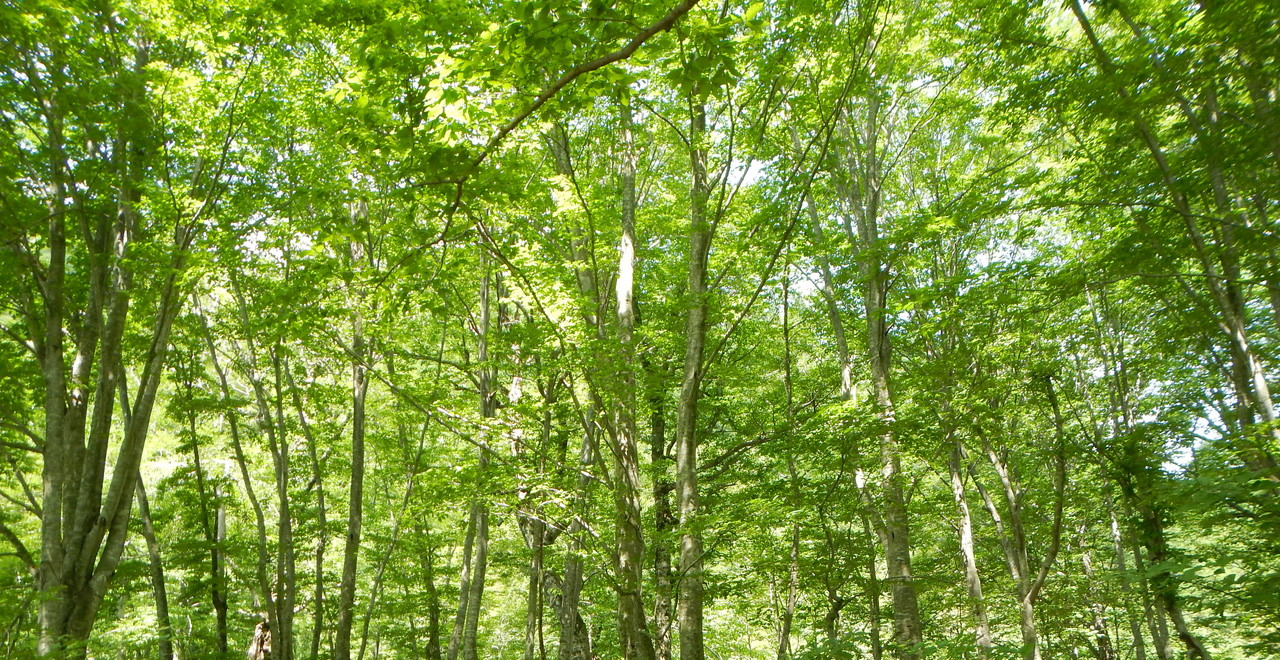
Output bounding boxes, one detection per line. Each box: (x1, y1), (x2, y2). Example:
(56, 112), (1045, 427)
(135, 481), (174, 660)
(949, 442), (991, 658)
(613, 91), (659, 660)
(26, 35), (195, 657)
(675, 97), (712, 660)
(335, 307), (369, 660)
(838, 87), (924, 660)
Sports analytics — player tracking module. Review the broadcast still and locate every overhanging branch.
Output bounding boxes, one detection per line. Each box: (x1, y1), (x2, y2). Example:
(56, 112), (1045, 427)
(471, 0), (702, 172)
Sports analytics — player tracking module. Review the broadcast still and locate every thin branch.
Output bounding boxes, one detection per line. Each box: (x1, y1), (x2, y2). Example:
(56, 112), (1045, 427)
(474, 0), (702, 173)
(0, 520), (34, 571)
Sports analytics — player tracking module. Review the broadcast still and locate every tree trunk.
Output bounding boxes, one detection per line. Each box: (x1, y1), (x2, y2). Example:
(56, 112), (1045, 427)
(777, 268), (799, 660)
(968, 379), (1066, 660)
(862, 513), (883, 660)
(30, 38), (192, 657)
(462, 508), (489, 660)
(461, 265), (497, 660)
(521, 377), (565, 660)
(970, 445), (1040, 660)
(823, 594), (844, 644)
(184, 373), (228, 658)
(524, 524), (546, 660)
(446, 507), (478, 660)
(359, 468), (416, 660)
(215, 489), (228, 656)
(201, 307), (276, 637)
(776, 525), (799, 660)
(1131, 543), (1173, 660)
(1128, 497), (1211, 660)
(675, 96), (712, 660)
(855, 94), (924, 658)
(422, 528), (443, 660)
(558, 419), (596, 660)
(336, 307), (369, 660)
(649, 383), (675, 660)
(225, 278), (299, 660)
(136, 480), (173, 660)
(949, 442), (991, 658)
(123, 381), (173, 660)
(1081, 541), (1116, 660)
(270, 349), (298, 660)
(287, 370), (329, 660)
(1109, 503), (1147, 660)
(614, 90), (659, 660)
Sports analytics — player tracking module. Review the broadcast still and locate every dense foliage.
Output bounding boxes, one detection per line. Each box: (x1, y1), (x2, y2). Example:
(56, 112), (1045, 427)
(2, 0), (1278, 658)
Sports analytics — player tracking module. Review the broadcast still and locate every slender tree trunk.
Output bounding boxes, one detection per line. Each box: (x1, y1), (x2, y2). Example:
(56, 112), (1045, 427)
(462, 507), (489, 660)
(1131, 543), (1173, 660)
(1081, 542), (1116, 660)
(862, 513), (883, 660)
(226, 277), (299, 660)
(777, 267), (799, 660)
(273, 351), (299, 660)
(1128, 497), (1211, 660)
(808, 176), (881, 658)
(970, 446), (1041, 660)
(559, 420), (596, 660)
(558, 550), (586, 660)
(868, 274), (922, 660)
(969, 379), (1066, 660)
(287, 371), (329, 660)
(336, 308), (369, 660)
(949, 442), (991, 658)
(540, 124), (601, 660)
(675, 96), (712, 660)
(461, 265), (497, 660)
(777, 525), (799, 660)
(421, 528), (443, 660)
(359, 468), (416, 660)
(184, 373), (228, 657)
(201, 307), (277, 635)
(136, 478), (173, 660)
(1151, 600), (1174, 660)
(524, 524), (546, 660)
(649, 384), (675, 660)
(614, 90), (659, 660)
(121, 380), (173, 660)
(522, 378), (564, 660)
(446, 508), (478, 660)
(864, 210), (922, 659)
(215, 489), (228, 656)
(1109, 503), (1147, 660)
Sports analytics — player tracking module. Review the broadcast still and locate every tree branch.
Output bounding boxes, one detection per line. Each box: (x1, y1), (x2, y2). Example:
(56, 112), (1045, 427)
(0, 519), (34, 571)
(471, 0), (702, 172)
